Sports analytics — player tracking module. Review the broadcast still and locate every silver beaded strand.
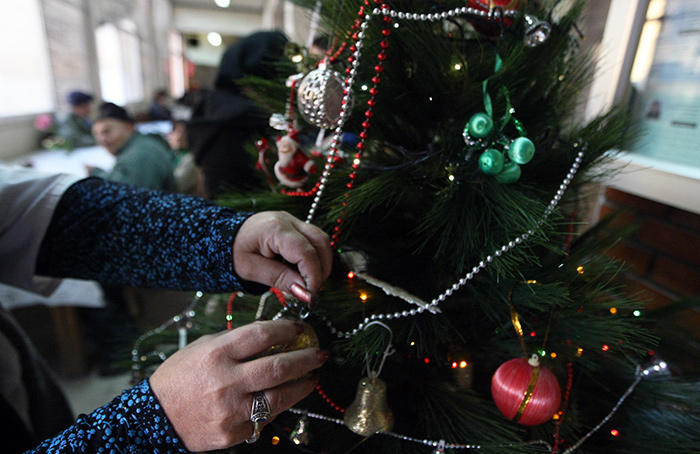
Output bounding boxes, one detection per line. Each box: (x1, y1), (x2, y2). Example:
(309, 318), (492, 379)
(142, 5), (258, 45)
(305, 5), (517, 224)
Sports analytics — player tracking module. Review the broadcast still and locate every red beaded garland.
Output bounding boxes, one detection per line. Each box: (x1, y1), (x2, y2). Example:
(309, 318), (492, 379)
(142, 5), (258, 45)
(316, 385), (345, 412)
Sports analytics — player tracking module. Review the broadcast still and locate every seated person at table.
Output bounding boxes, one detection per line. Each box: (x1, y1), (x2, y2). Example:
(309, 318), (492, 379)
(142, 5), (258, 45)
(56, 90), (97, 148)
(87, 102), (177, 371)
(89, 102), (175, 191)
(168, 119), (198, 195)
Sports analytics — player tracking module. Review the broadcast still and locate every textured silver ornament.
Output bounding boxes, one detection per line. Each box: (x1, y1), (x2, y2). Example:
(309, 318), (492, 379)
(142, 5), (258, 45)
(297, 65), (346, 129)
(523, 15), (551, 47)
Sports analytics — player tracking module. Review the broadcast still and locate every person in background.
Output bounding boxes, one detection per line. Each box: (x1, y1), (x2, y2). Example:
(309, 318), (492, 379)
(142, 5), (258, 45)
(168, 120), (198, 195)
(149, 89), (172, 121)
(187, 30), (289, 199)
(87, 102), (177, 372)
(89, 102), (176, 191)
(0, 165), (331, 453)
(56, 90), (97, 148)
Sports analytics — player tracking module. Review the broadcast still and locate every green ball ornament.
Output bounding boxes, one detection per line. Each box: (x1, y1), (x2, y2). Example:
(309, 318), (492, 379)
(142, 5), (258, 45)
(495, 162), (522, 184)
(467, 113), (494, 139)
(479, 149), (504, 175)
(508, 137), (535, 165)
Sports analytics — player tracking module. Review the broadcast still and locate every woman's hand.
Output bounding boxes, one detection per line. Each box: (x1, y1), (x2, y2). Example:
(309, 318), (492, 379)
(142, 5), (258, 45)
(149, 319), (329, 452)
(232, 211), (332, 304)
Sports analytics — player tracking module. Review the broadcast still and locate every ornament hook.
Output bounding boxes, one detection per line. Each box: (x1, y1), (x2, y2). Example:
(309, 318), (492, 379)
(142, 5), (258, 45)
(363, 321), (395, 378)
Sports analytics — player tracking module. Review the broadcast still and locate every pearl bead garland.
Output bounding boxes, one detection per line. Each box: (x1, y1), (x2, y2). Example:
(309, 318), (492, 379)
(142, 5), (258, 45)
(304, 145), (586, 341)
(305, 3), (518, 224)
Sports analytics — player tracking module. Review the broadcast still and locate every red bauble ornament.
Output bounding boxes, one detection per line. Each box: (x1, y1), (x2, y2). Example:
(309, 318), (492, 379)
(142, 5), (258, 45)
(491, 354), (561, 425)
(467, 0), (520, 36)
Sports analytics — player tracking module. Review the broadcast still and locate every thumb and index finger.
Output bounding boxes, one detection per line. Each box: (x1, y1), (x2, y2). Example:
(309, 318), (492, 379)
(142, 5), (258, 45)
(232, 211), (333, 303)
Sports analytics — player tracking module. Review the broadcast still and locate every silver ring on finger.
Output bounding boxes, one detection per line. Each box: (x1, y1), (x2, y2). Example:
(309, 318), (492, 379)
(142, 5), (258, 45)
(250, 391), (271, 422)
(245, 391), (271, 443)
(245, 421), (261, 444)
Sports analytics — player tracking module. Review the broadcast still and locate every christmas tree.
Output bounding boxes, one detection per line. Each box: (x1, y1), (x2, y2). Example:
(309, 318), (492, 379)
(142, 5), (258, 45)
(134, 1), (700, 452)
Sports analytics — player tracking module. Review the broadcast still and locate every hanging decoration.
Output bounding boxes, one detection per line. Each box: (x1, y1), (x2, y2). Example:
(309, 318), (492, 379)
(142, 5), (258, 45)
(274, 128), (318, 189)
(297, 60), (347, 130)
(464, 0), (521, 37)
(490, 354), (561, 426)
(290, 414), (312, 446)
(462, 56), (536, 184)
(522, 14), (552, 46)
(344, 321), (396, 437)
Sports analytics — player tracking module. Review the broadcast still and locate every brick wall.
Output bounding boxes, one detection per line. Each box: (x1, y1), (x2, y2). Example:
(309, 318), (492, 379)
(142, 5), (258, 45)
(598, 188), (700, 374)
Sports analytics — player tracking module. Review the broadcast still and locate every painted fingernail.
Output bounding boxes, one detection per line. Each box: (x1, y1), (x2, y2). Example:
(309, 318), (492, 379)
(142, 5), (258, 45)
(317, 349), (330, 362)
(290, 283), (312, 304)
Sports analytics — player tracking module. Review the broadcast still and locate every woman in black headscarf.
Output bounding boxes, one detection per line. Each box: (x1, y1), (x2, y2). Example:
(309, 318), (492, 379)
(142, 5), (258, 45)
(187, 30), (288, 199)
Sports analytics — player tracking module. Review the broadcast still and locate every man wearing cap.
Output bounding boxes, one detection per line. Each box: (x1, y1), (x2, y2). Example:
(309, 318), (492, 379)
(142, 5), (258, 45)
(57, 90), (97, 148)
(87, 102), (176, 373)
(89, 102), (176, 191)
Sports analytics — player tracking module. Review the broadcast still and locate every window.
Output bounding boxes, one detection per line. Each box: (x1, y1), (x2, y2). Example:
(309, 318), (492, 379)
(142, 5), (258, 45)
(95, 21), (145, 106)
(0, 0), (54, 117)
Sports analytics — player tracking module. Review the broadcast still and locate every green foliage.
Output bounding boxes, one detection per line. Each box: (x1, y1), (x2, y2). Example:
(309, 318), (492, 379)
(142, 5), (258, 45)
(145, 1), (700, 453)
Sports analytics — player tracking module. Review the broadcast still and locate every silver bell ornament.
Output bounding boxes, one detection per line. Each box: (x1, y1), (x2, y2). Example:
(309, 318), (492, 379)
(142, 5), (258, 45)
(343, 376), (395, 437)
(290, 415), (311, 445)
(523, 15), (552, 47)
(296, 63), (346, 129)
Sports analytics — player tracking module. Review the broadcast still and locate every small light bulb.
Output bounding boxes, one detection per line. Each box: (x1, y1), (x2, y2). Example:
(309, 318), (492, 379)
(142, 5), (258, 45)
(459, 360), (468, 368)
(448, 174), (455, 181)
(291, 53), (303, 63)
(602, 344), (610, 352)
(207, 32), (222, 47)
(609, 307), (618, 314)
(347, 271), (355, 279)
(360, 293), (368, 301)
(454, 63), (462, 70)
(576, 265), (585, 274)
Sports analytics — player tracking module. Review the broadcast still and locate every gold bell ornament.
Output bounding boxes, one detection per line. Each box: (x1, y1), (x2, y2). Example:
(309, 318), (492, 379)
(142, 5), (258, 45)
(343, 321), (396, 437)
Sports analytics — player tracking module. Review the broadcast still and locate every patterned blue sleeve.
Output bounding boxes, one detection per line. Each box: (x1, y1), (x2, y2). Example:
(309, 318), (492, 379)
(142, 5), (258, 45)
(26, 380), (191, 454)
(36, 178), (258, 293)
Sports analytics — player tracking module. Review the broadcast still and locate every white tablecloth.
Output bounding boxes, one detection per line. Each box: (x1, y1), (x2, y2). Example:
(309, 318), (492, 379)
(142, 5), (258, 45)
(13, 146), (115, 177)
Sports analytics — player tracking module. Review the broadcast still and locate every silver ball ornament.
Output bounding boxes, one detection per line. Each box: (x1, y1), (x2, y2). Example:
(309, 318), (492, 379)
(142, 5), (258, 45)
(297, 66), (347, 129)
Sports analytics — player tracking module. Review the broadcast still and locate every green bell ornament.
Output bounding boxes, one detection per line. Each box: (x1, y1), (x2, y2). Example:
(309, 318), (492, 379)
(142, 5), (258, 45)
(495, 161), (522, 184)
(479, 149), (504, 175)
(508, 137), (535, 165)
(467, 113), (494, 139)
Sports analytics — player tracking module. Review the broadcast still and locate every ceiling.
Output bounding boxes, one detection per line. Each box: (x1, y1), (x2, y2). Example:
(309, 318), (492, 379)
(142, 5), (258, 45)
(170, 0), (265, 14)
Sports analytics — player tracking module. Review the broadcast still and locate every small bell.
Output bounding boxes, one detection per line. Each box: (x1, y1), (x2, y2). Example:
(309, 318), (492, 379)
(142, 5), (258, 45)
(523, 14), (552, 47)
(343, 376), (394, 437)
(431, 440), (446, 454)
(290, 415), (311, 445)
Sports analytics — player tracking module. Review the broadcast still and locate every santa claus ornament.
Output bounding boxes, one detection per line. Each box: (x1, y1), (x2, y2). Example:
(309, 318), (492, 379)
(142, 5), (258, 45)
(491, 354), (561, 425)
(274, 129), (317, 189)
